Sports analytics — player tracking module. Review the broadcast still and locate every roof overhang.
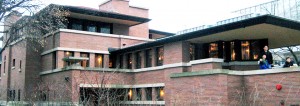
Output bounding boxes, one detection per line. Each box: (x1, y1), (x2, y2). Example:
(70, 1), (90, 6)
(111, 15), (300, 54)
(62, 5), (151, 26)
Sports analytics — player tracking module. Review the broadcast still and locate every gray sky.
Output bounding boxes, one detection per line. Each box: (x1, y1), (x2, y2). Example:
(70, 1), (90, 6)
(41, 0), (272, 33)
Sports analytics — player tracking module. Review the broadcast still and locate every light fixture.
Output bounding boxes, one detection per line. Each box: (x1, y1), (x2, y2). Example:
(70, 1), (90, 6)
(160, 89), (164, 97)
(128, 89), (132, 99)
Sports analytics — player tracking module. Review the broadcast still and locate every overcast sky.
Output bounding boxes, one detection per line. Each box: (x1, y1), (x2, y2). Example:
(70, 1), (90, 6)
(41, 0), (272, 33)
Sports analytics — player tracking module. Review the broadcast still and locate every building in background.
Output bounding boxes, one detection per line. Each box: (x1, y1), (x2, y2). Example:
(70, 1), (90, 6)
(1, 0), (300, 105)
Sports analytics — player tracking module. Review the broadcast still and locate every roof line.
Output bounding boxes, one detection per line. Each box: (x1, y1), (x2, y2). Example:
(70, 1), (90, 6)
(111, 15), (300, 54)
(149, 29), (175, 36)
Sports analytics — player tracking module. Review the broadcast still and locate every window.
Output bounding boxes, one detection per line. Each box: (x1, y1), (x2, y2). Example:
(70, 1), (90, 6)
(251, 41), (260, 60)
(149, 34), (153, 39)
(230, 42), (236, 61)
(95, 54), (103, 68)
(87, 23), (97, 32)
(19, 60), (22, 71)
(18, 89), (21, 101)
(100, 23), (111, 34)
(135, 51), (142, 69)
(4, 56), (6, 74)
(119, 55), (123, 69)
(80, 53), (89, 67)
(156, 47), (164, 66)
(135, 88), (142, 101)
(209, 43), (218, 58)
(52, 52), (56, 69)
(127, 54), (132, 69)
(128, 89), (133, 101)
(13, 59), (15, 67)
(190, 44), (195, 60)
(223, 42), (226, 59)
(71, 22), (82, 30)
(0, 64), (1, 77)
(10, 90), (15, 101)
(64, 51), (74, 67)
(145, 88), (152, 101)
(241, 41), (250, 60)
(145, 49), (152, 68)
(156, 87), (164, 101)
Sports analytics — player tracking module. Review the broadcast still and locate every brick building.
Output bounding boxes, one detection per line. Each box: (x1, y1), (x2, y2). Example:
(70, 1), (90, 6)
(1, 0), (300, 105)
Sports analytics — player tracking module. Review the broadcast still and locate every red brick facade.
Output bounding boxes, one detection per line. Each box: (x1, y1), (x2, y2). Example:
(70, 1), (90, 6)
(1, 0), (300, 106)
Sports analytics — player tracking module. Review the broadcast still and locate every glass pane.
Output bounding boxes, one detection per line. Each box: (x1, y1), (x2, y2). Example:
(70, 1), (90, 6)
(156, 47), (164, 66)
(80, 53), (89, 67)
(231, 42), (236, 61)
(241, 41), (250, 60)
(71, 23), (82, 30)
(209, 43), (218, 58)
(136, 52), (142, 69)
(189, 44), (195, 60)
(87, 25), (97, 32)
(145, 49), (152, 67)
(127, 54), (132, 69)
(95, 54), (103, 68)
(251, 41), (260, 60)
(100, 24), (111, 34)
(223, 42), (226, 59)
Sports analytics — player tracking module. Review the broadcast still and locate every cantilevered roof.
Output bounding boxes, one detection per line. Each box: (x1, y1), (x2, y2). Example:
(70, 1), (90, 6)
(58, 4), (151, 26)
(112, 15), (300, 54)
(149, 29), (175, 36)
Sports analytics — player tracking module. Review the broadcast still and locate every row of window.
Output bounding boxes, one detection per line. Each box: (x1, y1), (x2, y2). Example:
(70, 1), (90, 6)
(51, 51), (105, 69)
(67, 18), (112, 34)
(190, 39), (267, 62)
(79, 87), (164, 102)
(0, 56), (22, 78)
(8, 89), (21, 101)
(120, 46), (164, 69)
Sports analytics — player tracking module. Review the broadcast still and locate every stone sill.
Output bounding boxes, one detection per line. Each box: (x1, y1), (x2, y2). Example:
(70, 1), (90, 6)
(170, 67), (300, 78)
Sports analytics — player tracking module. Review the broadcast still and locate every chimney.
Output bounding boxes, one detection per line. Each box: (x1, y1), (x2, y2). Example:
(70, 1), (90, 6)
(99, 0), (130, 15)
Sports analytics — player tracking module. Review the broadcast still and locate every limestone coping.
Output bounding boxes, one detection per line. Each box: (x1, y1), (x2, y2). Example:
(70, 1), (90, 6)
(170, 67), (300, 78)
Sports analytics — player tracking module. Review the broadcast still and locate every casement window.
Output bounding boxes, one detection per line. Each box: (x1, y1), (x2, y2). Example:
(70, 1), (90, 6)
(119, 55), (123, 69)
(145, 88), (152, 101)
(12, 59), (15, 67)
(80, 53), (90, 68)
(52, 52), (56, 69)
(209, 43), (218, 58)
(95, 54), (103, 68)
(145, 49), (152, 68)
(156, 87), (164, 101)
(135, 51), (142, 69)
(64, 51), (74, 66)
(127, 54), (132, 69)
(156, 47), (164, 66)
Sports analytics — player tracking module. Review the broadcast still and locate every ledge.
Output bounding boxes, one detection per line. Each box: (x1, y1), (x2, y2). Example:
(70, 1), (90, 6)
(40, 67), (133, 75)
(79, 83), (165, 88)
(189, 58), (224, 65)
(41, 47), (110, 56)
(170, 67), (300, 78)
(59, 29), (154, 41)
(121, 101), (165, 105)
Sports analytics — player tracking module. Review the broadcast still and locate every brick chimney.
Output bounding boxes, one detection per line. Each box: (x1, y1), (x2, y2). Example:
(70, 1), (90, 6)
(99, 0), (148, 18)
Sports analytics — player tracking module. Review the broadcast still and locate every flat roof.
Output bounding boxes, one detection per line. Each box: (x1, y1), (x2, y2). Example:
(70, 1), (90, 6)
(56, 4), (151, 26)
(112, 15), (300, 54)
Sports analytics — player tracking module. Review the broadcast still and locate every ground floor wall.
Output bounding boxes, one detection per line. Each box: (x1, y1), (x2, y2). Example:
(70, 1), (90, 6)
(169, 68), (300, 106)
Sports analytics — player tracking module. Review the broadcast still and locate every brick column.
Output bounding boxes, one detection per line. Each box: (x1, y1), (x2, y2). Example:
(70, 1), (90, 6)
(152, 87), (157, 101)
(57, 51), (64, 68)
(89, 53), (95, 67)
(103, 54), (110, 68)
(152, 48), (157, 67)
(141, 51), (145, 68)
(132, 52), (136, 69)
(141, 88), (146, 101)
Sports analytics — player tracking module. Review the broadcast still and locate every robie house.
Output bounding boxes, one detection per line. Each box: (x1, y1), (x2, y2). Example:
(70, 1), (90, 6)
(1, 0), (300, 105)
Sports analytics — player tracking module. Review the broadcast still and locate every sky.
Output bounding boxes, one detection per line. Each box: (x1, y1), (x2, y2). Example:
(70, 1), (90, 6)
(40, 0), (272, 33)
